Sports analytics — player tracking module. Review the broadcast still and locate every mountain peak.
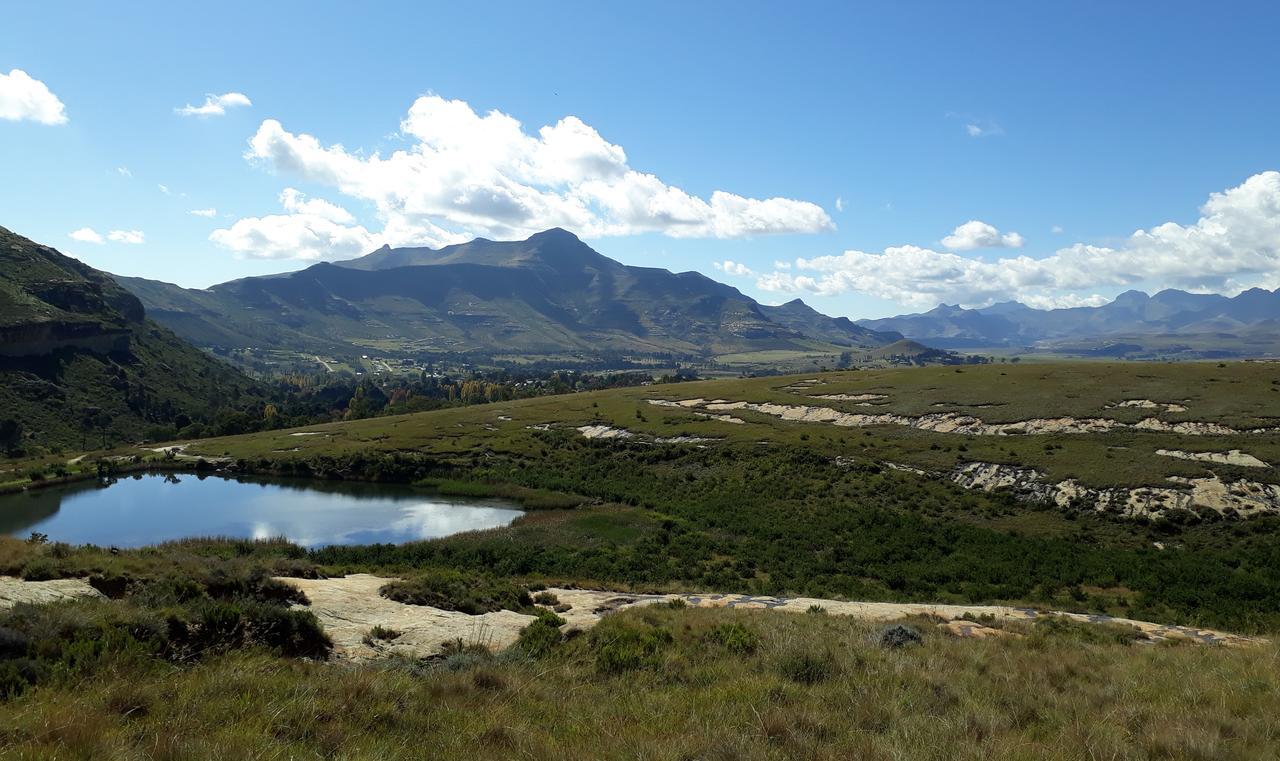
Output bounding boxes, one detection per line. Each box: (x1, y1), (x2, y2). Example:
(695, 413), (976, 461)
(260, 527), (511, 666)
(527, 227), (581, 242)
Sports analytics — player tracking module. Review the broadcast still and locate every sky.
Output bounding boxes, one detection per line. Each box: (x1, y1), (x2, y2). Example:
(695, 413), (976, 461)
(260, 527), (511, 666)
(2, 1), (1279, 319)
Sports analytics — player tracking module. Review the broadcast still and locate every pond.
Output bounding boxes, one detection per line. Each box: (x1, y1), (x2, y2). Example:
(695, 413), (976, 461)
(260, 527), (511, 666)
(0, 472), (524, 548)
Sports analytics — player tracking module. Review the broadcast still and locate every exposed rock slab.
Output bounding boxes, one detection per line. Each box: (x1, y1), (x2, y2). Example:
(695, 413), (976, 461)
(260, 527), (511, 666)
(280, 574), (535, 661)
(952, 462), (1280, 519)
(649, 398), (1271, 437)
(0, 576), (104, 610)
(1157, 449), (1269, 468)
(276, 575), (1263, 662)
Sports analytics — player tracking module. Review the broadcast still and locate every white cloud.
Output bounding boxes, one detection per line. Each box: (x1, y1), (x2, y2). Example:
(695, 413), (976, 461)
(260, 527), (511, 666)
(964, 121), (1003, 138)
(69, 227), (103, 244)
(757, 171), (1280, 310)
(0, 69), (67, 125)
(210, 188), (397, 260)
(189, 208), (217, 217)
(1051, 225), (1064, 234)
(241, 95), (832, 243)
(941, 220), (1025, 250)
(713, 260), (755, 277)
(773, 260), (792, 270)
(835, 196), (844, 212)
(176, 92), (252, 118)
(116, 167), (132, 178)
(158, 184), (170, 195)
(107, 230), (145, 244)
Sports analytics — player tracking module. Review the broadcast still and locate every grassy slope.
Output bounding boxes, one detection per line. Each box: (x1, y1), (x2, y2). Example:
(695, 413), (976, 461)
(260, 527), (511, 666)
(187, 361), (1280, 490)
(3, 605), (1279, 760)
(0, 226), (269, 453)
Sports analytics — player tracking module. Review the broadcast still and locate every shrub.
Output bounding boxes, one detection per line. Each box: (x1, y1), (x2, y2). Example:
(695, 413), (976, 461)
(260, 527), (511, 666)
(18, 558), (60, 582)
(380, 569), (533, 615)
(878, 624), (923, 649)
(705, 622), (760, 655)
(533, 591), (560, 606)
(779, 650), (836, 684)
(807, 605), (827, 615)
(591, 619), (673, 674)
(364, 625), (402, 645)
(514, 610), (566, 658)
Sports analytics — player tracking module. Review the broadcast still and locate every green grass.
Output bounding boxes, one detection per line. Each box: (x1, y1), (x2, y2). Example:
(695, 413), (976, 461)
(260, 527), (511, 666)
(160, 361), (1279, 491)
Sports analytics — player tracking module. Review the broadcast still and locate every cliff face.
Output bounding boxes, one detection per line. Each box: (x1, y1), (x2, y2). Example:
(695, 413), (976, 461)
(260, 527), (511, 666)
(0, 225), (269, 454)
(0, 227), (146, 358)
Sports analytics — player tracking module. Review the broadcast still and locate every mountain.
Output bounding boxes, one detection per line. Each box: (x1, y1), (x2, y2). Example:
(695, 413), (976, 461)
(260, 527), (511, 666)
(119, 229), (900, 360)
(856, 288), (1280, 358)
(0, 226), (267, 454)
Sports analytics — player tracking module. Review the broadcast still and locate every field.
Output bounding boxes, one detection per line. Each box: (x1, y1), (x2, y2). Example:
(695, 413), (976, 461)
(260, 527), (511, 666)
(4, 361), (1280, 757)
(185, 361), (1280, 491)
(4, 603), (1279, 760)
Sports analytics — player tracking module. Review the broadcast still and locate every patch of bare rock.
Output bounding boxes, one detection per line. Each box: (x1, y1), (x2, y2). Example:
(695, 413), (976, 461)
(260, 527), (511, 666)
(1156, 449), (1269, 468)
(0, 577), (104, 611)
(276, 575), (1262, 661)
(1109, 399), (1189, 413)
(952, 462), (1280, 519)
(649, 398), (1264, 437)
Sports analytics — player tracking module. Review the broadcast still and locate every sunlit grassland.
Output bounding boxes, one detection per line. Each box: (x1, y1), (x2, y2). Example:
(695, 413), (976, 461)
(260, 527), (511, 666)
(3, 606), (1279, 760)
(183, 361), (1280, 490)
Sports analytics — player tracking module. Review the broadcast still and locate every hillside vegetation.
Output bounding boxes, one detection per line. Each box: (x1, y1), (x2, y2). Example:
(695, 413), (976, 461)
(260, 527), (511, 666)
(0, 226), (269, 455)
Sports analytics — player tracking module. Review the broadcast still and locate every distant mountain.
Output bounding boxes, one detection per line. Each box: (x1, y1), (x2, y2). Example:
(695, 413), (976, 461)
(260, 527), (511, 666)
(856, 288), (1280, 358)
(119, 229), (900, 359)
(0, 226), (267, 454)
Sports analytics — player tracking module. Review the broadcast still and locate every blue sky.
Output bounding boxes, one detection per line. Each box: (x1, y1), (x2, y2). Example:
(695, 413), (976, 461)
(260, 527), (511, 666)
(3, 1), (1279, 318)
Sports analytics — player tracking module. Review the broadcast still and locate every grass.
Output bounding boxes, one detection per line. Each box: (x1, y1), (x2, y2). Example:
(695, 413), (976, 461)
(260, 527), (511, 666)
(141, 360), (1280, 492)
(3, 605), (1279, 759)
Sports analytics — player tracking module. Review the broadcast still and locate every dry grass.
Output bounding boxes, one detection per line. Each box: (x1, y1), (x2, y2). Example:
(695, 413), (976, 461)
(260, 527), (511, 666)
(2, 606), (1278, 760)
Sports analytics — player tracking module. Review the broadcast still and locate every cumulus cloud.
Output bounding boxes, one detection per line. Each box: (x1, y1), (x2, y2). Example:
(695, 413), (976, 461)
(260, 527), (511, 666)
(116, 167), (132, 178)
(209, 188), (394, 260)
(1051, 225), (1065, 234)
(241, 94), (832, 243)
(757, 171), (1280, 309)
(713, 260), (755, 277)
(0, 69), (67, 125)
(941, 220), (1025, 250)
(835, 196), (844, 212)
(107, 230), (145, 244)
(176, 92), (252, 117)
(189, 208), (217, 217)
(69, 227), (103, 244)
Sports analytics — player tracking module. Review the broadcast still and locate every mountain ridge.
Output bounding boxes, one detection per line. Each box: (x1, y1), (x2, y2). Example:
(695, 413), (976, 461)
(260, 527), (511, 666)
(118, 229), (901, 359)
(856, 287), (1280, 357)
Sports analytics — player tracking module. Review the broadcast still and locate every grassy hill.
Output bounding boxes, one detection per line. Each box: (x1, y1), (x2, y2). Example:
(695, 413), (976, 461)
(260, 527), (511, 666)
(0, 226), (269, 455)
(5, 361), (1280, 756)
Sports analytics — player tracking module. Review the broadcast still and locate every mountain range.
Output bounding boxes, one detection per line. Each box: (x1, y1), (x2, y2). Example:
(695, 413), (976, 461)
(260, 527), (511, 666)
(118, 228), (901, 360)
(857, 288), (1280, 358)
(0, 226), (266, 453)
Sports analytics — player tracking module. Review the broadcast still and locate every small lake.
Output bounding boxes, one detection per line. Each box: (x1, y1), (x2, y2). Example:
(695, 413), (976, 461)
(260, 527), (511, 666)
(0, 472), (524, 548)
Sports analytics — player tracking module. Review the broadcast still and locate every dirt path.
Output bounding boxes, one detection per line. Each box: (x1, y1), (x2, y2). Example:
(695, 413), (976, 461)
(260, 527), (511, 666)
(278, 575), (1265, 661)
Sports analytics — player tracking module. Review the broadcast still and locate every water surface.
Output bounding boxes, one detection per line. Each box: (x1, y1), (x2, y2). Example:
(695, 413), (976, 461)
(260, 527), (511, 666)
(0, 472), (522, 548)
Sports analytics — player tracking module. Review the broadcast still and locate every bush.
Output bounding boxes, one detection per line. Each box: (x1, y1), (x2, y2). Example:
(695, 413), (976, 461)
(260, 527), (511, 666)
(380, 569), (533, 615)
(591, 619), (673, 674)
(19, 558), (60, 582)
(779, 650), (836, 684)
(364, 625), (402, 645)
(878, 624), (923, 649)
(514, 609), (566, 658)
(533, 591), (560, 606)
(704, 622), (760, 654)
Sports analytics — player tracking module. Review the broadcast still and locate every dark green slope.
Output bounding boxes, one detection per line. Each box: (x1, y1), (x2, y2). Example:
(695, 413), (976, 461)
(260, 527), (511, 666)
(0, 226), (268, 455)
(118, 228), (898, 358)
